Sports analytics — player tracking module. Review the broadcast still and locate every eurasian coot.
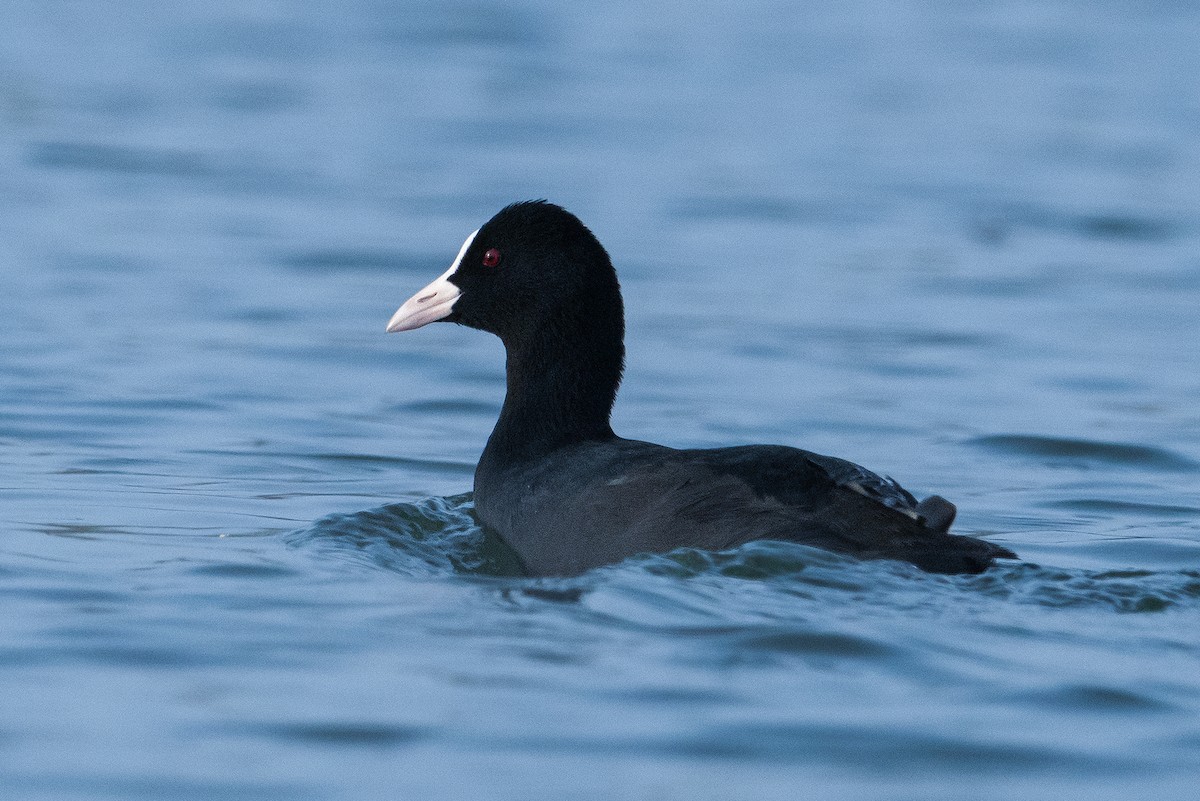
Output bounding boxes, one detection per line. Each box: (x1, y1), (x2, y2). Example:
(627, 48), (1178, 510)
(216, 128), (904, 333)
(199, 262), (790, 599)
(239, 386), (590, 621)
(387, 201), (1017, 576)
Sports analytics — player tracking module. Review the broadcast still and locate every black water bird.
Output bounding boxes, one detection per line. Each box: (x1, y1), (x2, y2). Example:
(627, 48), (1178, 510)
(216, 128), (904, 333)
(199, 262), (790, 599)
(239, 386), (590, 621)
(387, 201), (1017, 576)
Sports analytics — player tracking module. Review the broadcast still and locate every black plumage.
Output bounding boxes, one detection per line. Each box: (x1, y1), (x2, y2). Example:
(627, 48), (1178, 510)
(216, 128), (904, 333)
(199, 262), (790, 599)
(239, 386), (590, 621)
(388, 201), (1017, 577)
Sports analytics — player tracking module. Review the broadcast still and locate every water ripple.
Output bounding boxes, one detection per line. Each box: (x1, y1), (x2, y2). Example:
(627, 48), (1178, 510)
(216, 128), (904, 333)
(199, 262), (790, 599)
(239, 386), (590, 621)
(28, 141), (213, 177)
(287, 494), (523, 577)
(971, 435), (1199, 471)
(246, 722), (431, 747)
(1046, 499), (1200, 517)
(290, 497), (1200, 617)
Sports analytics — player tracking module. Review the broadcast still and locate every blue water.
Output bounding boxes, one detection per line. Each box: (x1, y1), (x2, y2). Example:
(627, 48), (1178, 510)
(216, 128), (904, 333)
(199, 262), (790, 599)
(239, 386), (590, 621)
(3, 1), (1199, 798)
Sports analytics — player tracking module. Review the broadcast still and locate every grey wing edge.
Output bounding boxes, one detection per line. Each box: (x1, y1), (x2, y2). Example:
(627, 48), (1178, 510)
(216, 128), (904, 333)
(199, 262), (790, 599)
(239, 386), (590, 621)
(804, 453), (958, 534)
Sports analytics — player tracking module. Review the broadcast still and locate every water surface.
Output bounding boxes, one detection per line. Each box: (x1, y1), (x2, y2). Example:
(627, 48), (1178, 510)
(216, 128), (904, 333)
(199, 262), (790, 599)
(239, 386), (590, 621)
(2, 1), (1199, 799)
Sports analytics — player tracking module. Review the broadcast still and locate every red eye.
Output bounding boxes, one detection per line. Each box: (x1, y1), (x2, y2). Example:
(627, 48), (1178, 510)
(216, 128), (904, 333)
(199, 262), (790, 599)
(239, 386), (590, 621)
(482, 248), (501, 268)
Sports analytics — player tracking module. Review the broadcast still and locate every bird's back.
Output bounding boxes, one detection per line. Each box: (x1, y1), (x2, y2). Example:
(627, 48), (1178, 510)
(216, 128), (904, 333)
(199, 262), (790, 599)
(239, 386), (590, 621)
(473, 439), (1015, 577)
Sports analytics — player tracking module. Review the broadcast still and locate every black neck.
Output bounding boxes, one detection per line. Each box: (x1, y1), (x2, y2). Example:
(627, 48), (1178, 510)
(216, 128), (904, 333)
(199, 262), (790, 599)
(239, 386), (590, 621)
(481, 302), (624, 467)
